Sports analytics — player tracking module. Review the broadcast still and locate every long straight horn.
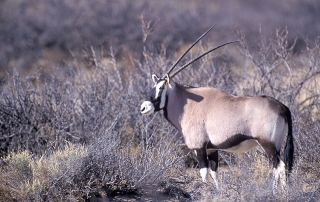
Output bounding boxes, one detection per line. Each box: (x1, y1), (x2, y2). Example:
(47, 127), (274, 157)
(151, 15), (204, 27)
(170, 40), (239, 78)
(162, 24), (216, 79)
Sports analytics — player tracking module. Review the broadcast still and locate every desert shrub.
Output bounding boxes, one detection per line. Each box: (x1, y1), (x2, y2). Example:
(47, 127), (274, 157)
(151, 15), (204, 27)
(0, 4), (319, 199)
(0, 121), (185, 201)
(0, 144), (87, 201)
(0, 151), (34, 200)
(0, 48), (126, 156)
(0, 39), (187, 201)
(1, 27), (320, 200)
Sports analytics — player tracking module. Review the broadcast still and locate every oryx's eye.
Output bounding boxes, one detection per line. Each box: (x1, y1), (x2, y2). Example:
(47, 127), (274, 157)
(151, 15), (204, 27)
(159, 85), (164, 90)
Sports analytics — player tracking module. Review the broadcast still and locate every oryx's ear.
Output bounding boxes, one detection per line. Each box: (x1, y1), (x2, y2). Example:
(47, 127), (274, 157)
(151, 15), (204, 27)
(164, 74), (172, 88)
(152, 74), (160, 84)
(164, 74), (170, 83)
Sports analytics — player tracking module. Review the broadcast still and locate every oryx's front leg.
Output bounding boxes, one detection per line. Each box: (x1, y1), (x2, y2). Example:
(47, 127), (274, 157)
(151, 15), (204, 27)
(195, 148), (209, 182)
(207, 150), (219, 188)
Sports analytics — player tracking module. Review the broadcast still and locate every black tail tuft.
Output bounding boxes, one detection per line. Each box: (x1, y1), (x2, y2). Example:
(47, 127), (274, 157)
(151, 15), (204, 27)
(284, 109), (294, 174)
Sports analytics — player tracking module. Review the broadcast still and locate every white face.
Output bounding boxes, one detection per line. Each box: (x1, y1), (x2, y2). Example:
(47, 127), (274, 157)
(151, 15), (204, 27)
(140, 101), (155, 115)
(140, 74), (168, 115)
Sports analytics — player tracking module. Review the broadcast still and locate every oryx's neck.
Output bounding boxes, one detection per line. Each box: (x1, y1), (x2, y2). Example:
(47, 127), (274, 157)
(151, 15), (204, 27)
(163, 82), (190, 131)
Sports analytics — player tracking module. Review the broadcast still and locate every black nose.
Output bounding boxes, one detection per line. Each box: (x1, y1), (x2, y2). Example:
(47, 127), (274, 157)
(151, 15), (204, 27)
(141, 107), (145, 112)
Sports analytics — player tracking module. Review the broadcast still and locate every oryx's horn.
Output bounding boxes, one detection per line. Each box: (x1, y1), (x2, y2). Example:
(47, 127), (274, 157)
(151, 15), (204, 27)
(170, 40), (239, 78)
(162, 24), (216, 79)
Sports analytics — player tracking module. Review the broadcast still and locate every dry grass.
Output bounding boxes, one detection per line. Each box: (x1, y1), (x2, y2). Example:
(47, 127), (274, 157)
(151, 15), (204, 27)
(0, 144), (88, 201)
(0, 1), (319, 201)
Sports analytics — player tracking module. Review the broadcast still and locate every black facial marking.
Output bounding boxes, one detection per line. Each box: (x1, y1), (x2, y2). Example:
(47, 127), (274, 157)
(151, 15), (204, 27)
(146, 80), (166, 112)
(147, 87), (156, 101)
(163, 95), (169, 119)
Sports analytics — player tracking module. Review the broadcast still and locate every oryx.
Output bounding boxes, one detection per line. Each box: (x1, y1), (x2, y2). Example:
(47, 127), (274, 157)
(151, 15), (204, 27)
(140, 26), (294, 190)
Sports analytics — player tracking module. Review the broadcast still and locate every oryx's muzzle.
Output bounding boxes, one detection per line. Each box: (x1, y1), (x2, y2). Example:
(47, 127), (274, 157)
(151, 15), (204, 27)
(140, 101), (155, 115)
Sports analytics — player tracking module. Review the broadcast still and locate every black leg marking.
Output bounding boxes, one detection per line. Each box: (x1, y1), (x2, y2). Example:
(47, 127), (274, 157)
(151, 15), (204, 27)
(207, 150), (218, 172)
(195, 148), (209, 182)
(258, 140), (279, 168)
(207, 150), (219, 187)
(195, 148), (209, 169)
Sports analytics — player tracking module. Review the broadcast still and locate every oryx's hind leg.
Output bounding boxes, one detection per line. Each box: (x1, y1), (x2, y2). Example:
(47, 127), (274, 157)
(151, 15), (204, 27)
(207, 150), (219, 188)
(273, 156), (286, 193)
(259, 141), (286, 193)
(195, 148), (209, 182)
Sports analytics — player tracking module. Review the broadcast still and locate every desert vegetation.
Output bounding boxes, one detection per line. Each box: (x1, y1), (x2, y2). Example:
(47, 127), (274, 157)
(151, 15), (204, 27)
(0, 0), (320, 201)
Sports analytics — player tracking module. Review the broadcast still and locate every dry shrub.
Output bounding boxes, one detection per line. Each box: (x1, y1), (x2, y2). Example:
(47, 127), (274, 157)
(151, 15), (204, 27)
(0, 151), (33, 200)
(0, 15), (319, 201)
(0, 125), (184, 201)
(0, 144), (88, 201)
(0, 53), (185, 201)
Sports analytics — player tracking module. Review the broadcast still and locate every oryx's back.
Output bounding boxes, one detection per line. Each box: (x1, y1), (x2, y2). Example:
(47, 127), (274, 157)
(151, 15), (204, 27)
(179, 86), (289, 150)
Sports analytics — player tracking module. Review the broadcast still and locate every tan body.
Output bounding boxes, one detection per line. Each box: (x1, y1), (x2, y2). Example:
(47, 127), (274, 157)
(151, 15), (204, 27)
(165, 83), (287, 154)
(142, 80), (294, 191)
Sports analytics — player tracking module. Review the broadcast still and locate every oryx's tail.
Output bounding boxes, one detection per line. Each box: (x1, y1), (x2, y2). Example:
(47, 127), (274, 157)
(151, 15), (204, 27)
(283, 109), (294, 174)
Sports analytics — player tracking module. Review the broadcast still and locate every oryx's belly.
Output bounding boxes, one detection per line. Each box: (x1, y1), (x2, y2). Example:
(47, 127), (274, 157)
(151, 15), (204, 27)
(218, 139), (258, 153)
(207, 133), (259, 153)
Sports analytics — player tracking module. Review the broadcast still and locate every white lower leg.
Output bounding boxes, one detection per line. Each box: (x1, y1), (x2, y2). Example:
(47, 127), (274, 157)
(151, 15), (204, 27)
(273, 160), (286, 192)
(278, 160), (286, 189)
(200, 168), (208, 182)
(210, 169), (219, 188)
(273, 168), (279, 193)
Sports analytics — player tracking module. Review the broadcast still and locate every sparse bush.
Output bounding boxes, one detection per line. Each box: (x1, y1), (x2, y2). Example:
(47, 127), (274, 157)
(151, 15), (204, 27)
(0, 1), (319, 200)
(0, 151), (33, 200)
(0, 44), (186, 201)
(0, 123), (185, 201)
(1, 27), (320, 200)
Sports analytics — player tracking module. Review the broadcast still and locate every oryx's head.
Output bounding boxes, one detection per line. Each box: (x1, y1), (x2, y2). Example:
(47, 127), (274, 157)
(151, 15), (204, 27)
(140, 74), (172, 115)
(140, 25), (238, 115)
